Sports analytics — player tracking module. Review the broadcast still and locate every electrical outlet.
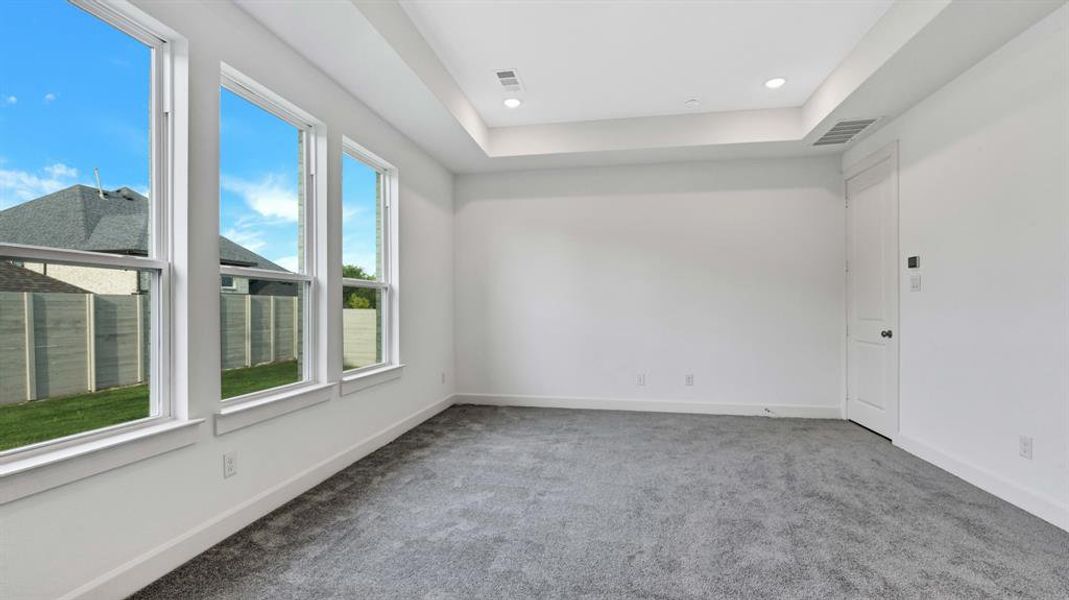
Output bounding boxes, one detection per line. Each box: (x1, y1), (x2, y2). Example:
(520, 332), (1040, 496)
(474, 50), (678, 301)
(1018, 436), (1033, 460)
(223, 451), (237, 478)
(685, 374), (694, 386)
(910, 274), (922, 292)
(636, 373), (646, 387)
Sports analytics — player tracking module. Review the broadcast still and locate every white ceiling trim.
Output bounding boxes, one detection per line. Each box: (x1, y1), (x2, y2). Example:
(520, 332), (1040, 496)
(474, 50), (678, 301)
(238, 0), (1066, 173)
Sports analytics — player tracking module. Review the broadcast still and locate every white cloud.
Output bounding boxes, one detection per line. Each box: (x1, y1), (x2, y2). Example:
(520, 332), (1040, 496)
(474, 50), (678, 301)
(222, 227), (266, 253)
(44, 163), (78, 179)
(4, 96), (16, 105)
(342, 204), (364, 222)
(274, 255), (299, 272)
(44, 93), (56, 103)
(220, 174), (298, 222)
(0, 162), (78, 209)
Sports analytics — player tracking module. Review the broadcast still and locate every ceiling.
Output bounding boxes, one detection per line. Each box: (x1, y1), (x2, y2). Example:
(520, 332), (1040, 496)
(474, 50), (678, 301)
(237, 0), (1066, 173)
(400, 0), (893, 127)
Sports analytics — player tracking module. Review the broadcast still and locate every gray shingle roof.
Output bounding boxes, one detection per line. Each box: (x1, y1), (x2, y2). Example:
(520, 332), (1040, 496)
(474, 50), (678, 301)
(0, 261), (90, 294)
(0, 185), (287, 272)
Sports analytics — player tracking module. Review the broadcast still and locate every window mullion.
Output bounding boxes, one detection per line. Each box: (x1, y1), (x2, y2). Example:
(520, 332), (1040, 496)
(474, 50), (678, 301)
(0, 243), (167, 271)
(219, 265), (311, 283)
(341, 278), (387, 289)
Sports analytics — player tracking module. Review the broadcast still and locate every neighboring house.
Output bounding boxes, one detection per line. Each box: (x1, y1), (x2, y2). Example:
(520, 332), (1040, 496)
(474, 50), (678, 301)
(0, 185), (294, 296)
(0, 261), (90, 294)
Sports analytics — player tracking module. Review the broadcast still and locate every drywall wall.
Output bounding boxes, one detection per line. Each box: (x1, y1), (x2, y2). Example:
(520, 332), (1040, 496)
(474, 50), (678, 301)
(844, 5), (1069, 530)
(0, 1), (455, 598)
(455, 156), (845, 416)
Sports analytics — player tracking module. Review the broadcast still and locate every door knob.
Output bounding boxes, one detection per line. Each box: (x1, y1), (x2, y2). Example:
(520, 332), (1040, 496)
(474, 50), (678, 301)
(881, 330), (893, 338)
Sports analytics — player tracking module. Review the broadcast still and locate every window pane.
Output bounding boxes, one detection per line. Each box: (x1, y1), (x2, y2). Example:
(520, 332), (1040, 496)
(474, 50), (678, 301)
(0, 1), (152, 255)
(0, 259), (153, 452)
(341, 154), (382, 281)
(0, 0), (152, 252)
(219, 88), (304, 274)
(220, 277), (305, 399)
(343, 286), (383, 370)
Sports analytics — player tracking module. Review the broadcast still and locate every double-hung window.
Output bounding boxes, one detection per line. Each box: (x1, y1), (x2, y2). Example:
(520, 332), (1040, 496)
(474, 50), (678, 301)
(218, 68), (319, 401)
(0, 0), (173, 454)
(341, 141), (396, 374)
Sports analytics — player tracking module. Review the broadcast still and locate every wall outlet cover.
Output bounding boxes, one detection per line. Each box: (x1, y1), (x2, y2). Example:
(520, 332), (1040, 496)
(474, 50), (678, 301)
(1018, 435), (1033, 460)
(223, 451), (237, 478)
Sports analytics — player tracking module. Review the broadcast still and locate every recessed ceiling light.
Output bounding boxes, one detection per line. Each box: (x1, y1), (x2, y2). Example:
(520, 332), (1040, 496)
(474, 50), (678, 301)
(503, 97), (523, 108)
(764, 77), (787, 89)
(684, 98), (701, 109)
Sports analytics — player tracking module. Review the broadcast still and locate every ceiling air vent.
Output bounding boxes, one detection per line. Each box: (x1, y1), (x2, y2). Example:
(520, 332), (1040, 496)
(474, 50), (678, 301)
(813, 118), (879, 146)
(494, 69), (523, 92)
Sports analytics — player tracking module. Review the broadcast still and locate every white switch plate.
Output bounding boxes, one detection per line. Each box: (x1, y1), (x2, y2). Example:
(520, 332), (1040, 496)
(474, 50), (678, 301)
(223, 451), (237, 478)
(910, 274), (922, 292)
(1019, 436), (1033, 460)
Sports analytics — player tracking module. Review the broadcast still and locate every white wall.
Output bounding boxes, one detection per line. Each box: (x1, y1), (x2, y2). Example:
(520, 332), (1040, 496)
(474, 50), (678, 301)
(0, 1), (455, 598)
(455, 157), (845, 417)
(844, 5), (1069, 530)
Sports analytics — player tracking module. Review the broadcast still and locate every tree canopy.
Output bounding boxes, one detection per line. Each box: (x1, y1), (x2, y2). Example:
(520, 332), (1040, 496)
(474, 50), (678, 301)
(343, 265), (378, 309)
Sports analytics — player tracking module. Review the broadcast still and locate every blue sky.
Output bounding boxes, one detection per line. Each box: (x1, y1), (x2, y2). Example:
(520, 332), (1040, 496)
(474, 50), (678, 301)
(0, 0), (380, 276)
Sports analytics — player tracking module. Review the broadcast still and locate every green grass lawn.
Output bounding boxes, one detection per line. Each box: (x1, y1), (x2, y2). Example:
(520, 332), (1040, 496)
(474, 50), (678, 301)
(0, 360), (300, 452)
(221, 360), (300, 399)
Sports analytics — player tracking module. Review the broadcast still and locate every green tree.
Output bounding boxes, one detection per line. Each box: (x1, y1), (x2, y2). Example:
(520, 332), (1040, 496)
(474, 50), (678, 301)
(343, 265), (378, 309)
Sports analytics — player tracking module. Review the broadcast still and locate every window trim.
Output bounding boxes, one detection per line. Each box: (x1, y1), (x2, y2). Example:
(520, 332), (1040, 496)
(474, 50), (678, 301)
(0, 417), (203, 505)
(218, 65), (324, 407)
(340, 139), (398, 379)
(0, 0), (177, 461)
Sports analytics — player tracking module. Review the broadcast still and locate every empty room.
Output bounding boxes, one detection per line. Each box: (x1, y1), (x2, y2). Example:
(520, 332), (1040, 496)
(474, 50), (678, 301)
(1, 0), (1067, 598)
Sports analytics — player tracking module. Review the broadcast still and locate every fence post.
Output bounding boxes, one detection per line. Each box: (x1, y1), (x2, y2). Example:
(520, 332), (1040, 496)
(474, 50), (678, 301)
(269, 295), (276, 363)
(86, 294), (97, 393)
(136, 294), (145, 383)
(23, 292), (37, 401)
(244, 294), (252, 367)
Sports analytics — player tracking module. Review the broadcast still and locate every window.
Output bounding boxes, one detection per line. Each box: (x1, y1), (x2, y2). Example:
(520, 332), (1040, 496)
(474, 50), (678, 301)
(219, 68), (317, 401)
(341, 142), (395, 374)
(220, 275), (237, 291)
(0, 1), (172, 453)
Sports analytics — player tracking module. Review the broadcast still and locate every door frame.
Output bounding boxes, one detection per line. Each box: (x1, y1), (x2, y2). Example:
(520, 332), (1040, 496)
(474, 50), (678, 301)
(842, 140), (900, 438)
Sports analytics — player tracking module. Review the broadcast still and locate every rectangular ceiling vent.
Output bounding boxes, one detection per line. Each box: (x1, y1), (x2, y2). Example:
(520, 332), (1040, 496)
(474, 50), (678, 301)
(494, 69), (523, 92)
(813, 118), (879, 146)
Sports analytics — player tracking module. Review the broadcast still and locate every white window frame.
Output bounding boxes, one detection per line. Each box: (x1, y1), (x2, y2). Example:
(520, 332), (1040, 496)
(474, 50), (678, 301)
(218, 65), (322, 406)
(341, 139), (399, 379)
(0, 0), (177, 463)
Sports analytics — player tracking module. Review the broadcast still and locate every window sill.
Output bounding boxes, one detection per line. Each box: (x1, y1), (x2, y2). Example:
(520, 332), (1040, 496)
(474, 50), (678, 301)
(0, 418), (203, 505)
(215, 382), (334, 436)
(340, 363), (405, 397)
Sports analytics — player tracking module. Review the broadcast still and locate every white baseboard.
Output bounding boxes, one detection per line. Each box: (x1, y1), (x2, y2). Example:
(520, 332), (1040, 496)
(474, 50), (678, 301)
(60, 394), (457, 600)
(455, 393), (841, 419)
(895, 434), (1069, 533)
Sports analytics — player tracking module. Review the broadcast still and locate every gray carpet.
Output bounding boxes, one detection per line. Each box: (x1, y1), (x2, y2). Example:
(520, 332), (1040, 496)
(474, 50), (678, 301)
(131, 405), (1069, 599)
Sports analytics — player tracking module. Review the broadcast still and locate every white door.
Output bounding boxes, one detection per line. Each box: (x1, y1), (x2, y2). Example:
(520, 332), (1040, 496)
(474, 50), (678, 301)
(846, 147), (898, 439)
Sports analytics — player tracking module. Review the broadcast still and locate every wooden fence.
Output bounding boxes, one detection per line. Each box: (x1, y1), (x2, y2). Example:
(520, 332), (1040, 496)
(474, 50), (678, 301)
(0, 292), (379, 405)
